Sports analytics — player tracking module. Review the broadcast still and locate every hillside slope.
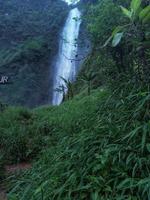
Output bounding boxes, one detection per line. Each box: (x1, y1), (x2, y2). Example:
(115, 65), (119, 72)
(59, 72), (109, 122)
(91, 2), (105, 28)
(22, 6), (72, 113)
(0, 0), (149, 199)
(0, 0), (68, 107)
(0, 84), (150, 200)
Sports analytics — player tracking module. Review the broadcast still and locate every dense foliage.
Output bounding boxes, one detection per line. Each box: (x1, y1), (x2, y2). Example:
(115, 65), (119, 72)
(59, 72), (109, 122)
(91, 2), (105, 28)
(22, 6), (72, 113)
(76, 0), (150, 93)
(0, 0), (149, 199)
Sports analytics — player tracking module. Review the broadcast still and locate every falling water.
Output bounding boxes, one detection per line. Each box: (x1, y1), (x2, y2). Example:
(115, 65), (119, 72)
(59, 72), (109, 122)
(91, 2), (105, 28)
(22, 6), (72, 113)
(52, 7), (81, 105)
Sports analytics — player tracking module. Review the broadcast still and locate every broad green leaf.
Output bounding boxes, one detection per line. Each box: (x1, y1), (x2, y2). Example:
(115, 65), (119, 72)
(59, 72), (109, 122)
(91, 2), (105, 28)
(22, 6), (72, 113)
(131, 0), (141, 14)
(120, 6), (132, 19)
(142, 12), (150, 24)
(103, 26), (125, 47)
(112, 26), (124, 36)
(112, 32), (124, 47)
(139, 5), (150, 20)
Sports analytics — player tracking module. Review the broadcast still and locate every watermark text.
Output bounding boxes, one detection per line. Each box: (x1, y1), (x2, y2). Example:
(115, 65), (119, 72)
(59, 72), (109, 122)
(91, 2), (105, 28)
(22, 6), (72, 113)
(0, 76), (9, 84)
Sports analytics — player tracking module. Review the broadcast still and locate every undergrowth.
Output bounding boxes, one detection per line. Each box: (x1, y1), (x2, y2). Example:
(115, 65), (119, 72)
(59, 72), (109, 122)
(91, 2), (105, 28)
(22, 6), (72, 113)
(0, 107), (52, 164)
(3, 83), (150, 200)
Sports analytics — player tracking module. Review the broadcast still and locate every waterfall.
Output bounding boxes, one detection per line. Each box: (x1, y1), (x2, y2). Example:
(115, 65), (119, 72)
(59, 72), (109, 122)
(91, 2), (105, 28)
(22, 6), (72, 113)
(52, 7), (81, 105)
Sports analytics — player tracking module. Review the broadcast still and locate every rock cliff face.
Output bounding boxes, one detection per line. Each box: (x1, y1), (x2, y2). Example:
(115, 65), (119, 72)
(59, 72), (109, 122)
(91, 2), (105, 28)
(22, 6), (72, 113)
(0, 0), (69, 107)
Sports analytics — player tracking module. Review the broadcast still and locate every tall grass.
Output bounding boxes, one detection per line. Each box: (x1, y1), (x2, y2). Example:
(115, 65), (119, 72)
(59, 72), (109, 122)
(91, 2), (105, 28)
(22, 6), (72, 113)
(4, 85), (150, 199)
(0, 107), (55, 164)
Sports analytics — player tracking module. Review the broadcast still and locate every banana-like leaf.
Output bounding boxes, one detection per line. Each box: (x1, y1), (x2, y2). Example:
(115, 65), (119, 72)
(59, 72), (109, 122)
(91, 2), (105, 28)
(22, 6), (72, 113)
(131, 0), (141, 14)
(112, 32), (124, 47)
(120, 6), (132, 19)
(103, 26), (124, 47)
(139, 5), (150, 20)
(142, 12), (150, 24)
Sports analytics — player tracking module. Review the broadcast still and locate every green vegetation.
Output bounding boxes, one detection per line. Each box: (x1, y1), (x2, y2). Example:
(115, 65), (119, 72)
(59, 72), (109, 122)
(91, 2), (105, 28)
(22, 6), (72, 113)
(77, 0), (149, 92)
(1, 84), (150, 200)
(0, 0), (150, 199)
(0, 0), (68, 107)
(0, 107), (46, 165)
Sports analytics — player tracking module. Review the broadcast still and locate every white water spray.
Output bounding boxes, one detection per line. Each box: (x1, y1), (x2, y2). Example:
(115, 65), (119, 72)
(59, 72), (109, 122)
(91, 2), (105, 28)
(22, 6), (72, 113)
(52, 8), (81, 105)
(64, 0), (80, 5)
